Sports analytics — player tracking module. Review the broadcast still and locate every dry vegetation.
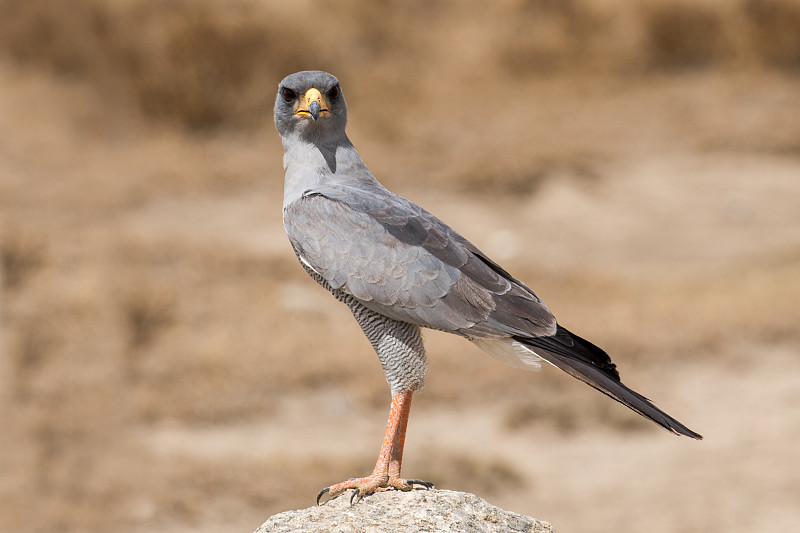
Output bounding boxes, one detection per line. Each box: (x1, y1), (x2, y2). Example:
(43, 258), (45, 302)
(1, 0), (800, 129)
(1, 1), (800, 532)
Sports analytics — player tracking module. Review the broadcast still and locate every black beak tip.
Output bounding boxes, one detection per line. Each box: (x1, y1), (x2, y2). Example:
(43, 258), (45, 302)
(308, 101), (321, 121)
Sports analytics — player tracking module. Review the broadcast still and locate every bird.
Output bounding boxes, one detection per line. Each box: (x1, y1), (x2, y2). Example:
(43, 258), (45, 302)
(274, 70), (702, 505)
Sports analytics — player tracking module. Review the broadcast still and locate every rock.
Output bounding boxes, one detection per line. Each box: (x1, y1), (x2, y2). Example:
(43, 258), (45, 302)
(255, 489), (556, 533)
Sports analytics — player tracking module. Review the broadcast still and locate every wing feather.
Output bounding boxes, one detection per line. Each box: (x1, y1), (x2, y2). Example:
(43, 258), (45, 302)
(283, 184), (556, 338)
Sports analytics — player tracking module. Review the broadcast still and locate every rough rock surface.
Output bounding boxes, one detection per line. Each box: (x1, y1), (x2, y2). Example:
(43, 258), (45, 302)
(254, 489), (555, 533)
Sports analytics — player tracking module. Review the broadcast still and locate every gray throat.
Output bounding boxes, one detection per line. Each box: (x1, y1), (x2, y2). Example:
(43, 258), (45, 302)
(281, 133), (376, 209)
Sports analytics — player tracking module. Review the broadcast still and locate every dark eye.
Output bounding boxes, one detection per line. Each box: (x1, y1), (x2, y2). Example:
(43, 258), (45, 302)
(281, 87), (297, 102)
(327, 84), (340, 100)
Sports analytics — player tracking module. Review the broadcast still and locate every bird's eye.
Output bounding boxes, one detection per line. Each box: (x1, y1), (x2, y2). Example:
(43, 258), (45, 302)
(327, 84), (340, 100)
(281, 87), (297, 102)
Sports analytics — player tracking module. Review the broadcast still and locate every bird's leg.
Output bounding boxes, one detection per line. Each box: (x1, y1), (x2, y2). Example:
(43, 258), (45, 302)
(317, 389), (433, 505)
(386, 389), (410, 479)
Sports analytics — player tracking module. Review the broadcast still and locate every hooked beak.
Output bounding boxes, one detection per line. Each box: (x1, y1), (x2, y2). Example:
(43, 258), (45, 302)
(295, 88), (329, 122)
(308, 100), (321, 121)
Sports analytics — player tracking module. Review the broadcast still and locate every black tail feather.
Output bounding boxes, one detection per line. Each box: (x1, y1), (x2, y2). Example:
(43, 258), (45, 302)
(516, 325), (702, 439)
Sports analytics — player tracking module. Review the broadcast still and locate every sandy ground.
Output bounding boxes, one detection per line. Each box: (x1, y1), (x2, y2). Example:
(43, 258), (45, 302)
(2, 28), (800, 533)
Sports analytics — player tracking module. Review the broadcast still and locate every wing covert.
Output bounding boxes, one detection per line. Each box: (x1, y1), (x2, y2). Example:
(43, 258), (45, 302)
(283, 184), (556, 338)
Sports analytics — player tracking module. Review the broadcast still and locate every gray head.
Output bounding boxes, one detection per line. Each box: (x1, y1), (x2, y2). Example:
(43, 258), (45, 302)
(274, 71), (347, 141)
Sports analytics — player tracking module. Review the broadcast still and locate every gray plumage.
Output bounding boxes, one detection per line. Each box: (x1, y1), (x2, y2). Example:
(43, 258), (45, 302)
(275, 70), (701, 439)
(296, 254), (428, 394)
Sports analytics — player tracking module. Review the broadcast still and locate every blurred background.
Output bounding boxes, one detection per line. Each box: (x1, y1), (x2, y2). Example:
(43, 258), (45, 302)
(1, 0), (799, 531)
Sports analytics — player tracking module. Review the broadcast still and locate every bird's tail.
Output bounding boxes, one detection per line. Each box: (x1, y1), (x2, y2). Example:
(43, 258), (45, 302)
(514, 326), (702, 439)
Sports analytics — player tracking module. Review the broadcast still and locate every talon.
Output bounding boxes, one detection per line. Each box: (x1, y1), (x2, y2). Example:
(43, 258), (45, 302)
(407, 479), (434, 489)
(316, 486), (330, 506)
(314, 391), (424, 504)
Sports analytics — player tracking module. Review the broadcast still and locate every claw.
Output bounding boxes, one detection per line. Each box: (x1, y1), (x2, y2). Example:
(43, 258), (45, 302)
(407, 479), (435, 489)
(318, 475), (435, 505)
(316, 486), (330, 506)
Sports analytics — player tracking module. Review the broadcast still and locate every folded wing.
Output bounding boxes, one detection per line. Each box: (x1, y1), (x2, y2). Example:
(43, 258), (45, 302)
(283, 184), (556, 338)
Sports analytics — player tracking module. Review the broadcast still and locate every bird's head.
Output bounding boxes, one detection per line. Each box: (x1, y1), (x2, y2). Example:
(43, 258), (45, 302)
(274, 70), (347, 140)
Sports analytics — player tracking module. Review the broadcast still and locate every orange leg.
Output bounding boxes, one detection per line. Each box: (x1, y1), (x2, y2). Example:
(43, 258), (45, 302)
(317, 389), (433, 505)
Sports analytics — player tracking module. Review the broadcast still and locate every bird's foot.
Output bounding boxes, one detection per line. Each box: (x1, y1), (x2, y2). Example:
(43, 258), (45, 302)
(317, 475), (433, 505)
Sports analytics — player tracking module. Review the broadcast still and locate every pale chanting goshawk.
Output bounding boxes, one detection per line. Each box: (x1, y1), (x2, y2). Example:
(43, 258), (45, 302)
(274, 70), (701, 504)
